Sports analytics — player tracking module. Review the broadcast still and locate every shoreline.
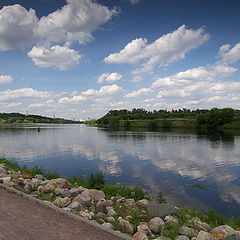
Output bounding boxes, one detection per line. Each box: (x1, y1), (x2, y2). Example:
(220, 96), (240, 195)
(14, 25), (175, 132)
(1, 158), (240, 240)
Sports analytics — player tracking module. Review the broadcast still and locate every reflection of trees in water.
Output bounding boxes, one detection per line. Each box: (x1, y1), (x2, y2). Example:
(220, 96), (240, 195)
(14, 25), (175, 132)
(196, 129), (237, 149)
(99, 127), (240, 148)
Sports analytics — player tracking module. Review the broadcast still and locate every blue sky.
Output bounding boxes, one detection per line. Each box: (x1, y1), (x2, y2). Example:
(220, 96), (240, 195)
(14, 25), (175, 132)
(0, 0), (240, 120)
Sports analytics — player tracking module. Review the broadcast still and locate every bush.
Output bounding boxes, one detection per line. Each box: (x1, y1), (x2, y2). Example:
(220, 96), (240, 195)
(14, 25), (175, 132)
(147, 120), (158, 130)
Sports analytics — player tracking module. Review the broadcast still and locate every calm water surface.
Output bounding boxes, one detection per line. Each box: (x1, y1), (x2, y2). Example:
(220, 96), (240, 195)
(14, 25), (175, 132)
(1, 124), (240, 216)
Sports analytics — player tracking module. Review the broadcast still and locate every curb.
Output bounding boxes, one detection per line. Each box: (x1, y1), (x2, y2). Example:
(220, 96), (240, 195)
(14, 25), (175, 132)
(0, 184), (133, 240)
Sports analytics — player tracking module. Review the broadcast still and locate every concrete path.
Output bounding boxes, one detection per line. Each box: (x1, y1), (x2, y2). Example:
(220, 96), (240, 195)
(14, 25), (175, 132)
(0, 187), (131, 240)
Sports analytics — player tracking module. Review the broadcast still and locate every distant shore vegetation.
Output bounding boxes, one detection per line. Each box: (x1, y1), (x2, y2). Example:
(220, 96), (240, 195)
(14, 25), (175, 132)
(0, 113), (81, 125)
(95, 108), (240, 130)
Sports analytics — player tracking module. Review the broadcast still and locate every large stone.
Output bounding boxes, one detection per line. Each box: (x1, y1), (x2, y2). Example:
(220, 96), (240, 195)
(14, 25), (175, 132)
(22, 173), (34, 179)
(0, 167), (7, 175)
(106, 217), (115, 223)
(136, 199), (149, 207)
(69, 188), (80, 198)
(73, 194), (92, 207)
(53, 197), (71, 208)
(68, 201), (81, 210)
(197, 231), (213, 240)
(179, 226), (199, 238)
(118, 217), (134, 235)
(223, 234), (240, 240)
(31, 178), (42, 189)
(54, 188), (64, 195)
(133, 231), (148, 240)
(149, 217), (165, 234)
(124, 198), (136, 207)
(192, 218), (211, 232)
(24, 183), (33, 192)
(2, 176), (11, 184)
(154, 237), (172, 240)
(79, 210), (94, 219)
(212, 226), (236, 236)
(211, 230), (227, 240)
(175, 236), (190, 240)
(78, 186), (87, 193)
(107, 208), (117, 217)
(102, 223), (114, 230)
(96, 212), (106, 218)
(61, 189), (72, 198)
(81, 189), (105, 201)
(42, 178), (70, 193)
(35, 174), (44, 180)
(164, 215), (179, 225)
(137, 224), (152, 236)
(146, 204), (179, 218)
(95, 200), (113, 213)
(4, 182), (16, 187)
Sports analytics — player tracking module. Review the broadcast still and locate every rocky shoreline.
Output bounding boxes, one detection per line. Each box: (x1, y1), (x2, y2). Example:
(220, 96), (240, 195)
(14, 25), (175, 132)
(0, 162), (240, 240)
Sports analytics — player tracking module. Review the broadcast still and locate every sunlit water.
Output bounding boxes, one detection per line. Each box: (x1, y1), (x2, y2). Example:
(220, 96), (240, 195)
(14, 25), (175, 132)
(1, 124), (240, 216)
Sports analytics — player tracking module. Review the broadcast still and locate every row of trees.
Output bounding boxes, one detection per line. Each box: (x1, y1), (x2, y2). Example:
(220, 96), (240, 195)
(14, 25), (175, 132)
(97, 108), (236, 130)
(0, 113), (80, 124)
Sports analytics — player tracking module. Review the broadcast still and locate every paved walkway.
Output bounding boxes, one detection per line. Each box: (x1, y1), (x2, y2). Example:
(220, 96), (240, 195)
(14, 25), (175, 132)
(0, 187), (129, 240)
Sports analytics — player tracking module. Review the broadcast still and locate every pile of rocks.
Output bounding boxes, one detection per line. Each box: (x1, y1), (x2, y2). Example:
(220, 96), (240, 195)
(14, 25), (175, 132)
(1, 163), (240, 240)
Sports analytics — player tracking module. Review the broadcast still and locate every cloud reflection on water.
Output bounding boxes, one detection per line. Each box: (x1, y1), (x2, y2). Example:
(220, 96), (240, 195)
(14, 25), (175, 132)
(0, 125), (240, 215)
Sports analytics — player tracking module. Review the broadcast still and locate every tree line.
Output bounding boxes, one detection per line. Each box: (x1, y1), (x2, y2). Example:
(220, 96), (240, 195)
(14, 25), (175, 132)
(0, 113), (80, 124)
(97, 108), (239, 130)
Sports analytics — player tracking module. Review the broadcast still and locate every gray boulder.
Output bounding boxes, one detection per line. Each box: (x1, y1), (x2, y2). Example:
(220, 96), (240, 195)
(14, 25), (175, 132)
(81, 189), (105, 201)
(212, 225), (236, 236)
(179, 226), (199, 238)
(61, 189), (72, 198)
(223, 234), (240, 240)
(68, 201), (81, 210)
(175, 236), (190, 240)
(0, 167), (7, 175)
(146, 204), (179, 218)
(133, 231), (149, 240)
(149, 217), (165, 234)
(69, 188), (80, 198)
(196, 231), (213, 240)
(73, 194), (92, 207)
(102, 223), (114, 230)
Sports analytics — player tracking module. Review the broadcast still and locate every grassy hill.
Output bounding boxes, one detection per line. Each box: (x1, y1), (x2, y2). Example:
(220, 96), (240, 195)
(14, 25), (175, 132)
(0, 112), (81, 125)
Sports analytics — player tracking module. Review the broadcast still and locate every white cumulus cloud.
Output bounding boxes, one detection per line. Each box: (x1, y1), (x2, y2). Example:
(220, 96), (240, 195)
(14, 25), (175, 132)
(27, 45), (81, 70)
(218, 42), (240, 64)
(0, 0), (117, 51)
(0, 4), (38, 51)
(35, 0), (117, 45)
(0, 0), (117, 69)
(59, 84), (123, 103)
(104, 25), (210, 73)
(97, 72), (122, 83)
(124, 88), (153, 98)
(151, 65), (237, 89)
(3, 102), (22, 108)
(131, 75), (143, 83)
(0, 75), (13, 85)
(0, 88), (50, 101)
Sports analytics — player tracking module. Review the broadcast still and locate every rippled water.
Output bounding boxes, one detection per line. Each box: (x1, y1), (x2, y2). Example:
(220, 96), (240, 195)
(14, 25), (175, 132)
(0, 124), (240, 216)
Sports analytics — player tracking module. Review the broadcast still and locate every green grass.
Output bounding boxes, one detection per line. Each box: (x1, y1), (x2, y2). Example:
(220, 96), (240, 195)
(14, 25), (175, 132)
(178, 207), (240, 229)
(69, 173), (149, 202)
(2, 157), (240, 230)
(0, 158), (60, 179)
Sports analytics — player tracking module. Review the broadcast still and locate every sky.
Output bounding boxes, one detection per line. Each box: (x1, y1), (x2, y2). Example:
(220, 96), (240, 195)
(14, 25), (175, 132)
(0, 0), (240, 120)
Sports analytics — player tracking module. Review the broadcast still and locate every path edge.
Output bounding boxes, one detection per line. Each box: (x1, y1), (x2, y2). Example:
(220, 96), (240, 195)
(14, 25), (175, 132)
(0, 184), (133, 240)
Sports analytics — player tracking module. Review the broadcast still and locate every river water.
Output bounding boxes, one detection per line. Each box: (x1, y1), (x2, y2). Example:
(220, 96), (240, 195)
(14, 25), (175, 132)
(0, 124), (240, 216)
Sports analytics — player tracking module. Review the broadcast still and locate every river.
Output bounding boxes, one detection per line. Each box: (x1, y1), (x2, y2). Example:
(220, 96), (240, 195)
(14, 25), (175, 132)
(0, 124), (240, 216)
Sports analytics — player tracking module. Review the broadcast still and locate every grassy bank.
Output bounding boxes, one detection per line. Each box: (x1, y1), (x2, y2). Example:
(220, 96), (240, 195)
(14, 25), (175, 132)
(1, 157), (240, 232)
(0, 158), (149, 202)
